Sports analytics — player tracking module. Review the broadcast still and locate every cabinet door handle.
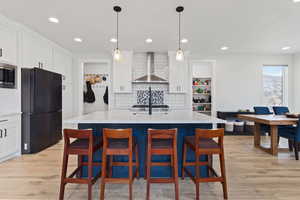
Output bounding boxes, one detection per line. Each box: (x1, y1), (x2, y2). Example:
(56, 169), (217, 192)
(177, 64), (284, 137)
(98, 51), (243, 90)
(0, 129), (2, 138)
(0, 48), (2, 57)
(0, 119), (8, 123)
(4, 128), (7, 137)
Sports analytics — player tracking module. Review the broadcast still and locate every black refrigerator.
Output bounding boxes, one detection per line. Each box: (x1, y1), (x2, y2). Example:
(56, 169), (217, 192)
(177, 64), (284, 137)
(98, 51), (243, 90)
(21, 68), (62, 154)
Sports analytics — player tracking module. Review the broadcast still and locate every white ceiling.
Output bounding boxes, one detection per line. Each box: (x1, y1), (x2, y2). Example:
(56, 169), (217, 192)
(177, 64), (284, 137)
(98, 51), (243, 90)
(0, 0), (300, 54)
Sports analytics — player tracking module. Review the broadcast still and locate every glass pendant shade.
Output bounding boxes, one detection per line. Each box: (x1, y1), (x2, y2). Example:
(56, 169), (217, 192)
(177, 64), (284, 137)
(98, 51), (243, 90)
(176, 48), (184, 61)
(113, 48), (121, 61)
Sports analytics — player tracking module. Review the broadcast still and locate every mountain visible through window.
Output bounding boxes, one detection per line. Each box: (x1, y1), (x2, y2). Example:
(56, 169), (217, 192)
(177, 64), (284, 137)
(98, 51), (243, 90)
(262, 66), (288, 106)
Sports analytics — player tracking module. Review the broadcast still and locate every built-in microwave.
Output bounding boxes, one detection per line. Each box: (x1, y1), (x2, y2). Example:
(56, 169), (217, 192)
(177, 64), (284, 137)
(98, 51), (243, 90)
(0, 63), (17, 89)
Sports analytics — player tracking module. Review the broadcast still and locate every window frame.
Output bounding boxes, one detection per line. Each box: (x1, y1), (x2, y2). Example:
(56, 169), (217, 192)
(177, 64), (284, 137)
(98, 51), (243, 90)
(261, 65), (288, 106)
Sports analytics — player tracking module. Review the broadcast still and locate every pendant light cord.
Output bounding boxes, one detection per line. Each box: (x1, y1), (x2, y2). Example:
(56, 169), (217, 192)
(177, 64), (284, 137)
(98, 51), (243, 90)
(117, 12), (119, 49)
(178, 12), (181, 50)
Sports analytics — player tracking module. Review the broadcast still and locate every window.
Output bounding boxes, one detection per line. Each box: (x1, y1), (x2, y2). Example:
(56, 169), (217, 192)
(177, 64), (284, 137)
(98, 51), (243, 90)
(262, 65), (288, 106)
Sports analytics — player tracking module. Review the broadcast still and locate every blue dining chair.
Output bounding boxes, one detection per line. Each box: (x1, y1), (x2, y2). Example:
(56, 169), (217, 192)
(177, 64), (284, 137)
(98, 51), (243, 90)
(253, 106), (273, 115)
(278, 121), (300, 160)
(272, 106), (294, 151)
(253, 106), (272, 135)
(273, 106), (293, 132)
(273, 106), (290, 115)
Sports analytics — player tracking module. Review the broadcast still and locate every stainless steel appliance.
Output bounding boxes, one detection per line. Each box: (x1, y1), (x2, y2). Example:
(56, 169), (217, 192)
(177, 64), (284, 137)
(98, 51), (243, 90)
(132, 52), (168, 84)
(21, 68), (62, 154)
(0, 63), (17, 89)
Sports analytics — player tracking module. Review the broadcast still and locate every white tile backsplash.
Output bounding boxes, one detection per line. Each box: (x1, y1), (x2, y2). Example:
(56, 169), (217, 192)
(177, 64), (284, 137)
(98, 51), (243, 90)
(132, 53), (148, 80)
(114, 52), (186, 109)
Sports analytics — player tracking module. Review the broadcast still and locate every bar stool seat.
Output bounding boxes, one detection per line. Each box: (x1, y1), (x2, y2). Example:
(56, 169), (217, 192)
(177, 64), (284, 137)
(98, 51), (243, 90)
(185, 136), (219, 150)
(146, 129), (179, 200)
(152, 139), (173, 149)
(70, 138), (102, 151)
(100, 128), (139, 200)
(59, 129), (102, 200)
(182, 128), (228, 200)
(108, 138), (136, 149)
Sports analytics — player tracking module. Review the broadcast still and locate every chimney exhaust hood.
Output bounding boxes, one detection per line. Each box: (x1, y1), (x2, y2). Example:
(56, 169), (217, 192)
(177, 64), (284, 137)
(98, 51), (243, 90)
(132, 52), (168, 84)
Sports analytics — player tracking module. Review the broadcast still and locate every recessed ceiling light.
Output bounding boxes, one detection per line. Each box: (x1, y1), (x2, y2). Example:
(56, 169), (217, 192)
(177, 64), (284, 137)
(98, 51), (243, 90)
(181, 38), (188, 43)
(293, 0), (300, 3)
(74, 38), (83, 42)
(220, 46), (229, 50)
(145, 38), (153, 43)
(282, 46), (291, 50)
(110, 38), (117, 43)
(48, 17), (59, 23)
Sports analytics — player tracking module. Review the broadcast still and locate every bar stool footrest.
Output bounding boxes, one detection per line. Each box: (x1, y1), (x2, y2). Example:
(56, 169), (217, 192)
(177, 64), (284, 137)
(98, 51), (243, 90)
(111, 161), (138, 166)
(149, 162), (171, 167)
(197, 177), (224, 183)
(103, 178), (132, 184)
(148, 178), (175, 183)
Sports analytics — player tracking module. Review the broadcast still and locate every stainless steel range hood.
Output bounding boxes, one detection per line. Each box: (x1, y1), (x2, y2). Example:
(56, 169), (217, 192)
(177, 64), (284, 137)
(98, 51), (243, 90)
(132, 52), (168, 84)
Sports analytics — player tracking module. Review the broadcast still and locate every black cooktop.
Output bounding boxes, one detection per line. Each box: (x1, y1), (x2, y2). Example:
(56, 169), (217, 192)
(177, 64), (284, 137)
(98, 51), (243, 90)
(132, 105), (169, 108)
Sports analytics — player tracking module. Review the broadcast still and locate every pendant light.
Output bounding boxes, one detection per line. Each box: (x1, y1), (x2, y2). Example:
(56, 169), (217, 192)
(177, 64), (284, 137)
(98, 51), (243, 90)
(176, 6), (184, 61)
(113, 6), (122, 61)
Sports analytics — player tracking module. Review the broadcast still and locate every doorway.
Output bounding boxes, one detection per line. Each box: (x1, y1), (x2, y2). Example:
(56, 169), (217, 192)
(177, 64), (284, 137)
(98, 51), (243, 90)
(82, 62), (110, 114)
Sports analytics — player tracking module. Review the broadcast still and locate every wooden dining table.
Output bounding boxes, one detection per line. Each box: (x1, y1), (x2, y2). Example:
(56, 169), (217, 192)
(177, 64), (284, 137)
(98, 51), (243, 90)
(238, 114), (298, 156)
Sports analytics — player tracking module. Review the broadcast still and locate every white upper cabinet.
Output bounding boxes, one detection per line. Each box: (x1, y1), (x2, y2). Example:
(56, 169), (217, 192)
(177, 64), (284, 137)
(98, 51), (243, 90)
(53, 48), (72, 82)
(53, 48), (73, 119)
(168, 51), (189, 93)
(113, 51), (133, 93)
(62, 81), (73, 119)
(0, 24), (17, 65)
(21, 31), (53, 69)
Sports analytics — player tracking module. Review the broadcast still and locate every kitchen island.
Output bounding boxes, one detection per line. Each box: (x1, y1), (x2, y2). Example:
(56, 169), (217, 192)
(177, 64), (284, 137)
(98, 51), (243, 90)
(66, 110), (225, 178)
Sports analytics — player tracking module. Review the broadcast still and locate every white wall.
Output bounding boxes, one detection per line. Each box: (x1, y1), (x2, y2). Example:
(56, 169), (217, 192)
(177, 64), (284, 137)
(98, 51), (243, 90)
(293, 54), (300, 112)
(190, 53), (294, 112)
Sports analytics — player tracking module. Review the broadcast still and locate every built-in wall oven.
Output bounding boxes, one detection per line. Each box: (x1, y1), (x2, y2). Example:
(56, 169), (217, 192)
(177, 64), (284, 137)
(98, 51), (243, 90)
(0, 63), (17, 89)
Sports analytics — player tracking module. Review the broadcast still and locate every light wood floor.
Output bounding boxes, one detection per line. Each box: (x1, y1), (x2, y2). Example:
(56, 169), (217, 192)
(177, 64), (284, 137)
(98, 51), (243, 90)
(0, 136), (300, 200)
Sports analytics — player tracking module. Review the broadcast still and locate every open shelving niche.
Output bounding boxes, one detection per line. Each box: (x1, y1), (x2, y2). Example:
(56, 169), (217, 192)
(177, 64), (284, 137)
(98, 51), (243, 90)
(192, 77), (212, 115)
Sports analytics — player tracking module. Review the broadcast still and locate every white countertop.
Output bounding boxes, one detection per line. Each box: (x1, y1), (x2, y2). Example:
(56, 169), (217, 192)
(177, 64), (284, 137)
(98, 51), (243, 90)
(65, 110), (225, 124)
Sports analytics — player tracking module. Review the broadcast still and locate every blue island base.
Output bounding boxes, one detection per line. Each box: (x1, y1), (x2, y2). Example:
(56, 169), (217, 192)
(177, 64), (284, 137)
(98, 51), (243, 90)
(78, 123), (212, 178)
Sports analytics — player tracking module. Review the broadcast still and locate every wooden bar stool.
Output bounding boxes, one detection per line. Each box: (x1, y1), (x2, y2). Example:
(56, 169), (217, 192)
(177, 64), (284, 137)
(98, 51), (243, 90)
(59, 129), (102, 200)
(182, 128), (228, 200)
(146, 128), (179, 200)
(100, 128), (139, 200)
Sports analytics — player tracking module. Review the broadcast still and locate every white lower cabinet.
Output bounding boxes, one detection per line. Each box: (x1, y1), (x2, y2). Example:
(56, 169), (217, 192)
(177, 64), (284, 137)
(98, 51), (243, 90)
(0, 115), (21, 162)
